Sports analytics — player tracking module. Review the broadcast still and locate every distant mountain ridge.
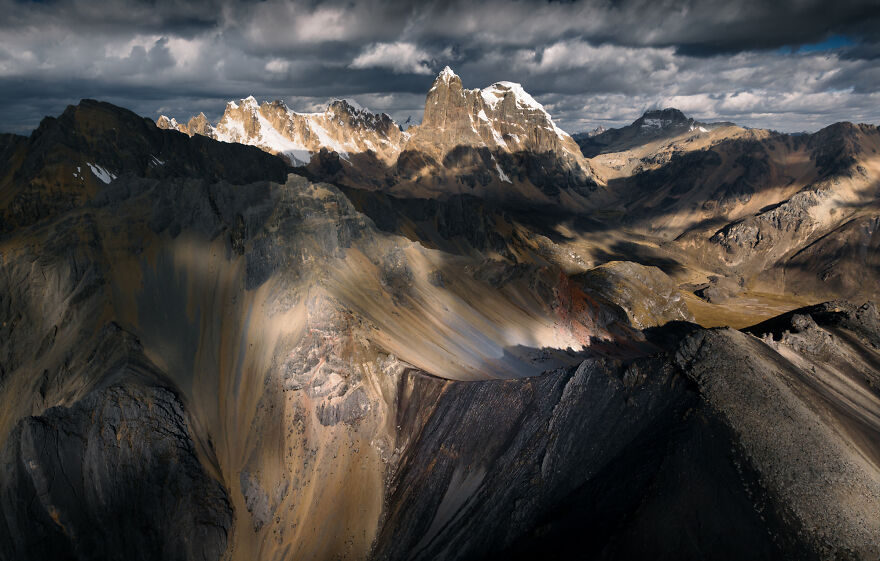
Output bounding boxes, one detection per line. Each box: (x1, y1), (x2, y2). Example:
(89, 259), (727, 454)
(574, 108), (736, 157)
(159, 67), (598, 206)
(159, 97), (405, 166)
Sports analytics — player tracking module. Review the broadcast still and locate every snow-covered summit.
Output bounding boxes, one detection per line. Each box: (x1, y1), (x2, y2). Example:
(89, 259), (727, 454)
(438, 66), (458, 82)
(157, 70), (593, 196)
(481, 82), (544, 112)
(156, 115), (179, 129)
(407, 67), (589, 188)
(158, 95), (406, 167)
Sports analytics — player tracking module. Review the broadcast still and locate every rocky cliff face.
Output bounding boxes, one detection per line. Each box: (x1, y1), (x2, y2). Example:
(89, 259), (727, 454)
(692, 123), (880, 296)
(0, 361), (233, 561)
(289, 97), (876, 309)
(0, 99), (635, 560)
(391, 67), (596, 202)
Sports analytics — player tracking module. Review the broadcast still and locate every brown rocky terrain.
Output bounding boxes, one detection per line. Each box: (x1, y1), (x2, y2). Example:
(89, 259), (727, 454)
(567, 116), (880, 317)
(2, 90), (879, 561)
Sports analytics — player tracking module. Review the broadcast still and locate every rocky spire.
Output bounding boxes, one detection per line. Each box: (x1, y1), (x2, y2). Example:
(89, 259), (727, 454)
(421, 66), (472, 134)
(186, 113), (213, 136)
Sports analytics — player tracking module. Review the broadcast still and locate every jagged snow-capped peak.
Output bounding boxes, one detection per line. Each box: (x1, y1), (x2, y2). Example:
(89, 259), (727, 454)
(479, 81), (571, 141)
(429, 66), (460, 93)
(333, 97), (367, 113)
(438, 66), (458, 82)
(223, 95), (259, 112)
(158, 69), (584, 180)
(160, 93), (407, 167)
(157, 115), (179, 128)
(481, 82), (544, 112)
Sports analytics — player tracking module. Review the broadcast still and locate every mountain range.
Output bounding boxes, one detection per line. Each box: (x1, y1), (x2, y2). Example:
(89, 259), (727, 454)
(1, 66), (879, 561)
(160, 66), (880, 312)
(159, 67), (598, 206)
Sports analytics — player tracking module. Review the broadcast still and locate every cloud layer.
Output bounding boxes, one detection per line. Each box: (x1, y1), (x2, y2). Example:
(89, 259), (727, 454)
(1, 0), (878, 134)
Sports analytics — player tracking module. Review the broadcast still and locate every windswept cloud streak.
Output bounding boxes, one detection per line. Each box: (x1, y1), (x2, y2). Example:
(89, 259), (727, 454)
(351, 42), (434, 74)
(0, 0), (878, 134)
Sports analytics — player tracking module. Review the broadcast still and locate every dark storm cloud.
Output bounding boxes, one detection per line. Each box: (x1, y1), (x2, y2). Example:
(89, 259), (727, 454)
(1, 0), (879, 134)
(0, 0), (225, 36)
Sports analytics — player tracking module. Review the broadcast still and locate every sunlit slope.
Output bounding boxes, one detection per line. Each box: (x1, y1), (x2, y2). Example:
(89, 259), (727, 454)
(0, 100), (654, 560)
(0, 170), (631, 560)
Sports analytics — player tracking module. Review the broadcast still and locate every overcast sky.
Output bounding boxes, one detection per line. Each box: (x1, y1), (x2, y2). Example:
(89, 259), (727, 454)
(2, 0), (879, 135)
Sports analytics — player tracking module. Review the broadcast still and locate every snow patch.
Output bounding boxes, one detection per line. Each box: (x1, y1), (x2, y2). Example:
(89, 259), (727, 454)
(214, 117), (247, 143)
(254, 111), (314, 164)
(308, 119), (351, 161)
(480, 88), (504, 110)
(494, 82), (544, 112)
(87, 163), (116, 184)
(495, 162), (512, 183)
(490, 125), (506, 147)
(284, 149), (313, 166)
(482, 81), (545, 112)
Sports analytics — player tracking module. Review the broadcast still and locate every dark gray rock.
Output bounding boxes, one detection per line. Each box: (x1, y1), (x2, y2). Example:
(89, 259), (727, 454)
(0, 367), (232, 561)
(373, 355), (800, 561)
